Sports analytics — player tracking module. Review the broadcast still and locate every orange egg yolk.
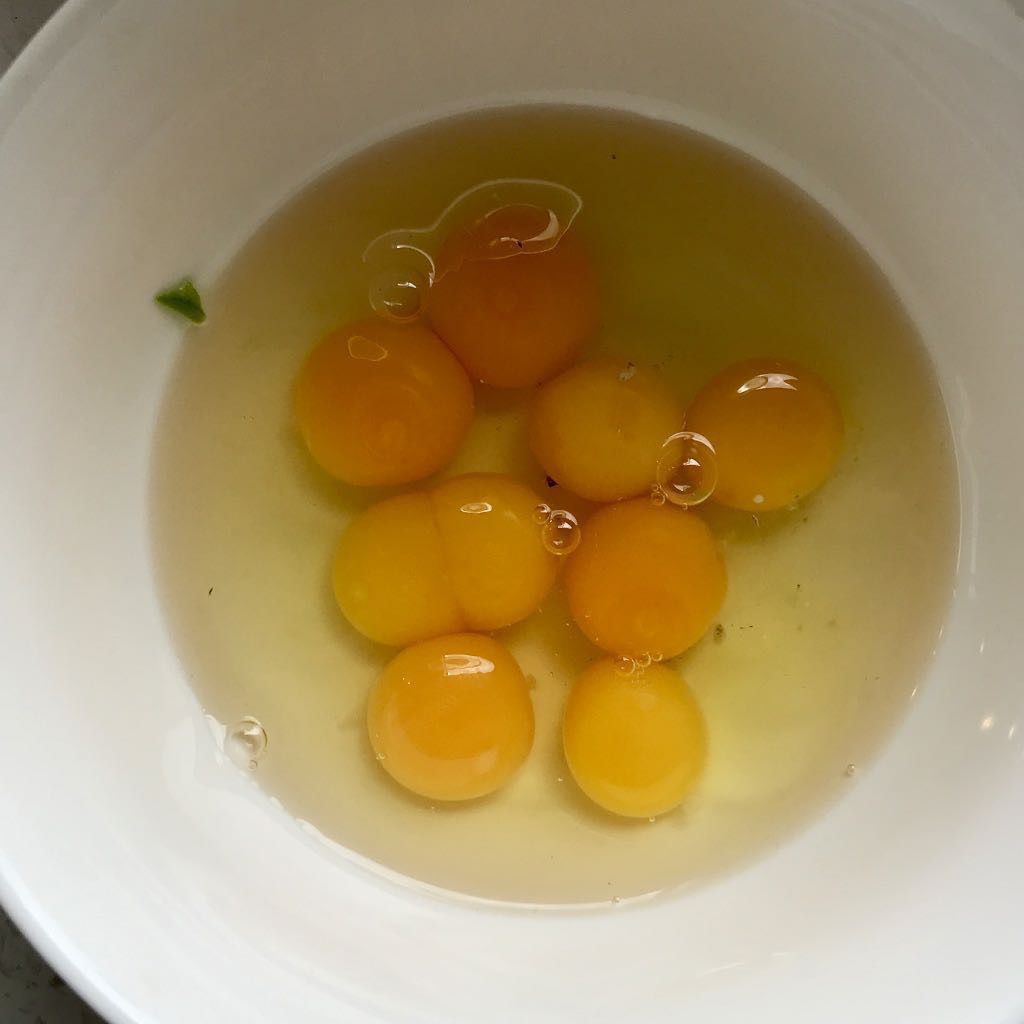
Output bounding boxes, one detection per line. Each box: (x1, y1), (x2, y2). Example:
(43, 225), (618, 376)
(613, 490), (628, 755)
(563, 658), (707, 818)
(684, 357), (843, 511)
(333, 473), (557, 646)
(564, 498), (726, 660)
(368, 633), (534, 801)
(426, 205), (599, 388)
(529, 356), (684, 502)
(293, 318), (474, 486)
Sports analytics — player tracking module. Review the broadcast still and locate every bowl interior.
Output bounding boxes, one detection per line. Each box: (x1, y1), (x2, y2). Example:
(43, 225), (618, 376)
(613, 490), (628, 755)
(0, 2), (1022, 1022)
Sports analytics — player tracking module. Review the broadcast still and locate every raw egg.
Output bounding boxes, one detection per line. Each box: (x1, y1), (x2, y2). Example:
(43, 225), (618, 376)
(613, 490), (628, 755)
(368, 633), (534, 801)
(426, 205), (599, 388)
(333, 473), (557, 645)
(563, 658), (707, 818)
(564, 498), (726, 660)
(684, 358), (842, 511)
(529, 356), (684, 502)
(332, 491), (462, 647)
(294, 318), (473, 486)
(430, 473), (559, 631)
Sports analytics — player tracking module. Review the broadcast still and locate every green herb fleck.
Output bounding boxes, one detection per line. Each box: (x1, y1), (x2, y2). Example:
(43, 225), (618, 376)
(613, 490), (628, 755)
(155, 277), (206, 324)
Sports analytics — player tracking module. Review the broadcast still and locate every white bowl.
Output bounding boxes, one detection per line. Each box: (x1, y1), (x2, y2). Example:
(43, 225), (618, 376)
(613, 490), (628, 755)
(1, 2), (1022, 1021)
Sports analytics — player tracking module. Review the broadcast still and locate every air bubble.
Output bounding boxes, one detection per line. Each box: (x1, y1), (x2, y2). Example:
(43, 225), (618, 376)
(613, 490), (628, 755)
(649, 485), (667, 507)
(368, 267), (427, 322)
(611, 896), (622, 905)
(635, 653), (653, 670)
(648, 817), (656, 823)
(362, 178), (584, 285)
(541, 509), (581, 556)
(614, 656), (637, 676)
(532, 502), (552, 525)
(844, 763), (857, 777)
(376, 751), (387, 762)
(225, 717), (267, 771)
(655, 431), (718, 508)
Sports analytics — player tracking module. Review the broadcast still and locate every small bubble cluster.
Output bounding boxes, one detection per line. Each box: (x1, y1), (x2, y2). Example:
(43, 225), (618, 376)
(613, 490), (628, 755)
(368, 267), (427, 322)
(612, 652), (662, 676)
(225, 717), (268, 771)
(533, 503), (581, 555)
(654, 431), (718, 508)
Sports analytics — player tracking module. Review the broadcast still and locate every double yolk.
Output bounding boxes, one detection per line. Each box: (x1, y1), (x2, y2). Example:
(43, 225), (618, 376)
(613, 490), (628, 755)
(293, 199), (843, 818)
(333, 473), (557, 646)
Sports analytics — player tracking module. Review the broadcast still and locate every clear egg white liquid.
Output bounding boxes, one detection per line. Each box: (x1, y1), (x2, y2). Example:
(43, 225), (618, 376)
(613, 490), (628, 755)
(150, 106), (957, 904)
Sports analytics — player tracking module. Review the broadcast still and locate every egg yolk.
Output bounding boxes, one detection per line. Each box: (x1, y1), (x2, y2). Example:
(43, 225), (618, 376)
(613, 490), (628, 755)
(564, 498), (726, 660)
(684, 358), (843, 511)
(430, 473), (558, 631)
(563, 658), (707, 818)
(528, 356), (684, 502)
(333, 473), (557, 645)
(368, 633), (534, 801)
(332, 491), (464, 647)
(426, 205), (599, 388)
(293, 318), (474, 486)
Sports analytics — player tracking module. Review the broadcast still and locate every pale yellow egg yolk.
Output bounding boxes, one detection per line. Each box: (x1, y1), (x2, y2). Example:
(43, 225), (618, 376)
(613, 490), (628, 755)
(563, 658), (707, 818)
(529, 356), (684, 503)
